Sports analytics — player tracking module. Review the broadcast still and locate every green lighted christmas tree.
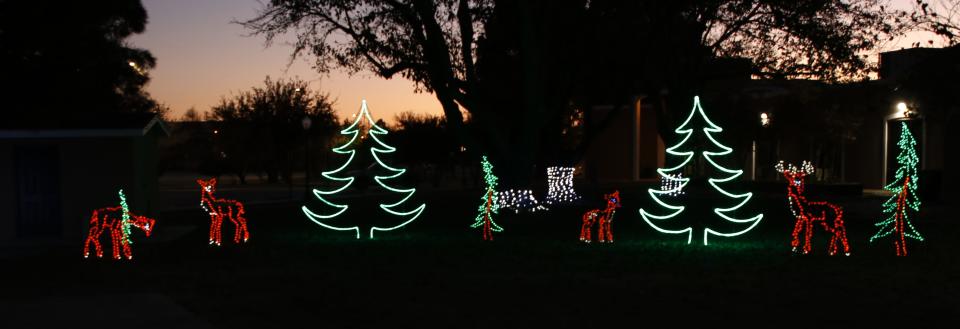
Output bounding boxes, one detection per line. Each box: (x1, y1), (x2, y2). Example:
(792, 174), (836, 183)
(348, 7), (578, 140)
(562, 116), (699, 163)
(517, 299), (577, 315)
(870, 122), (923, 256)
(639, 96), (763, 245)
(471, 156), (502, 241)
(118, 189), (133, 245)
(302, 100), (425, 239)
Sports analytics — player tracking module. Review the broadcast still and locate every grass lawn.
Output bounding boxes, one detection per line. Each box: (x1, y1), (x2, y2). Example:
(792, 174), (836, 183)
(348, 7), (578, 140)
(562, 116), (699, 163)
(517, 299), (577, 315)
(4, 186), (958, 327)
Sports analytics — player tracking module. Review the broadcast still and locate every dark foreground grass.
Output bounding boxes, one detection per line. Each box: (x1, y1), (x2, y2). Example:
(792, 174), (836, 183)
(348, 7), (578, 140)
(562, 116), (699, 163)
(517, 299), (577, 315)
(4, 188), (959, 327)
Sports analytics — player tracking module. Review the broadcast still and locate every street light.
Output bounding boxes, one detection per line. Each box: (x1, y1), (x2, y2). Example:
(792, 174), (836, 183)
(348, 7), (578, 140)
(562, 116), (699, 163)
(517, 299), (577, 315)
(760, 112), (771, 127)
(753, 112), (772, 181)
(128, 61), (144, 75)
(302, 116), (313, 199)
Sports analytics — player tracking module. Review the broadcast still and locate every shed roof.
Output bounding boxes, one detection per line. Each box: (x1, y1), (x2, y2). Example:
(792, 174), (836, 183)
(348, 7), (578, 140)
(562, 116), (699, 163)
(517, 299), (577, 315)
(0, 112), (169, 139)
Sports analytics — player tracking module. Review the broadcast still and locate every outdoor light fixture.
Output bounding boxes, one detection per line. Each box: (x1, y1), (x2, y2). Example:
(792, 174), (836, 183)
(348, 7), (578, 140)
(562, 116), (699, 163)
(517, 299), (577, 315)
(896, 102), (915, 118)
(580, 191), (620, 243)
(301, 100), (425, 239)
(872, 122), (924, 256)
(775, 161), (849, 256)
(497, 189), (548, 213)
(544, 166), (581, 205)
(660, 173), (685, 196)
(83, 189), (155, 260)
(760, 112), (771, 127)
(472, 156), (502, 241)
(197, 178), (249, 246)
(639, 96), (763, 245)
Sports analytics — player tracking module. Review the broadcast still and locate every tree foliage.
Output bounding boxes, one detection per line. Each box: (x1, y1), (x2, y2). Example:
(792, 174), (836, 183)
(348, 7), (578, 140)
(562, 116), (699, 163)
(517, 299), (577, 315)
(909, 0), (960, 45)
(391, 112), (454, 163)
(0, 0), (161, 118)
(211, 77), (335, 124)
(181, 107), (202, 122)
(241, 0), (492, 135)
(699, 0), (908, 81)
(209, 76), (339, 183)
(241, 0), (918, 184)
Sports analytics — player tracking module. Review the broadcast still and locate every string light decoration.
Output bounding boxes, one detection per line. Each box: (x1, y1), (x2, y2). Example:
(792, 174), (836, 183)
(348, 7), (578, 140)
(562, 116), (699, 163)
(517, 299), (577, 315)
(638, 96), (763, 245)
(497, 189), (548, 213)
(302, 100), (426, 239)
(471, 156), (503, 240)
(198, 178), (250, 246)
(660, 173), (685, 196)
(776, 161), (850, 256)
(83, 189), (155, 260)
(544, 166), (581, 205)
(580, 191), (621, 243)
(870, 122), (924, 256)
(118, 188), (133, 245)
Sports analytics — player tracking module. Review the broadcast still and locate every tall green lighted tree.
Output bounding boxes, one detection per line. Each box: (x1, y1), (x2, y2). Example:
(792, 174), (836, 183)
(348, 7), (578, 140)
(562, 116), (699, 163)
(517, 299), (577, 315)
(870, 122), (923, 256)
(302, 100), (425, 239)
(471, 156), (502, 241)
(639, 96), (763, 245)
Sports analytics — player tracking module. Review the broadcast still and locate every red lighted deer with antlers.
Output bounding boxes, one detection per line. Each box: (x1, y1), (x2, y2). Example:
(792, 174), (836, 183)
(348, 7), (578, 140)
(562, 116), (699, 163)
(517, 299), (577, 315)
(198, 178), (249, 245)
(776, 161), (850, 256)
(580, 190), (621, 243)
(83, 190), (155, 260)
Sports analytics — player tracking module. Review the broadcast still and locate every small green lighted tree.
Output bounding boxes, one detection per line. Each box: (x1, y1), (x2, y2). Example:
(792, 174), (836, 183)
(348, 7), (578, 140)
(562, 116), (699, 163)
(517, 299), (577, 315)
(870, 122), (923, 256)
(302, 100), (425, 239)
(471, 156), (502, 240)
(118, 189), (133, 245)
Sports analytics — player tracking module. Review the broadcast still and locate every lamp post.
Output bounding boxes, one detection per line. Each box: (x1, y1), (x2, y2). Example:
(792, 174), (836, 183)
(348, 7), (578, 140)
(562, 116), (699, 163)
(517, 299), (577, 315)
(302, 116), (313, 199)
(754, 112), (771, 181)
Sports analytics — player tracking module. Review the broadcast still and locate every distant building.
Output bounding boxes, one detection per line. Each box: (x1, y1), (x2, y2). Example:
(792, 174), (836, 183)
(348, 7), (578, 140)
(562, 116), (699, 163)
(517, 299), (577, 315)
(876, 45), (959, 200)
(581, 97), (664, 183)
(0, 113), (168, 242)
(582, 45), (958, 200)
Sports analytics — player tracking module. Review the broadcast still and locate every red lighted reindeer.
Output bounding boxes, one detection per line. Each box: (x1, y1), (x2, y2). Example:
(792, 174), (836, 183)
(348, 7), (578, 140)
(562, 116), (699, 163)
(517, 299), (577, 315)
(580, 191), (621, 243)
(198, 178), (249, 245)
(776, 161), (850, 256)
(83, 190), (155, 260)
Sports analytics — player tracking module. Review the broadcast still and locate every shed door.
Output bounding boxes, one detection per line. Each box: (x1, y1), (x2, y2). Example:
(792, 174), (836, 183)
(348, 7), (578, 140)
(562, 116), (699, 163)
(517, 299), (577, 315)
(15, 146), (62, 237)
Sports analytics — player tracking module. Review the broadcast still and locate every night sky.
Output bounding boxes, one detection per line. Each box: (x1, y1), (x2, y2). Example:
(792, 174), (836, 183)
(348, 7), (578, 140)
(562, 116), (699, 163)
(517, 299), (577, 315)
(129, 0), (444, 122)
(131, 0), (941, 121)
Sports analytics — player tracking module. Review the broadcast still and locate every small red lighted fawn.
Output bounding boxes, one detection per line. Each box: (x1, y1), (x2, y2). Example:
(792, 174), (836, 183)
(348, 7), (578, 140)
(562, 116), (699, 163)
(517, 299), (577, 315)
(776, 161), (850, 256)
(198, 178), (249, 245)
(83, 190), (155, 260)
(580, 191), (621, 243)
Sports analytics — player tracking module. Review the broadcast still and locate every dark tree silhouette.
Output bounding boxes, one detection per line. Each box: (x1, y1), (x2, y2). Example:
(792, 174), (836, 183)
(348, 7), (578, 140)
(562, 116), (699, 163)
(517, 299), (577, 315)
(909, 0), (960, 45)
(181, 107), (202, 122)
(240, 0), (912, 185)
(209, 76), (339, 184)
(0, 0), (160, 118)
(391, 112), (459, 186)
(698, 0), (905, 81)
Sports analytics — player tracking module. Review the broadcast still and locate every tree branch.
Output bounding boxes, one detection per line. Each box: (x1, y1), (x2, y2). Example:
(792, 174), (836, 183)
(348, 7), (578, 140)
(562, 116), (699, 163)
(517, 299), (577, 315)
(709, 3), (763, 50)
(379, 61), (420, 78)
(458, 0), (477, 90)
